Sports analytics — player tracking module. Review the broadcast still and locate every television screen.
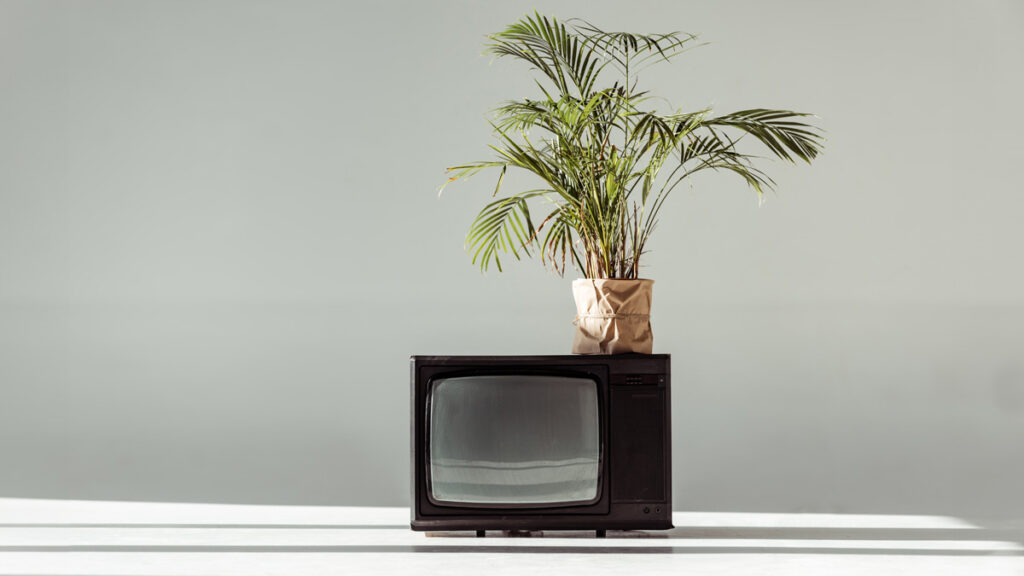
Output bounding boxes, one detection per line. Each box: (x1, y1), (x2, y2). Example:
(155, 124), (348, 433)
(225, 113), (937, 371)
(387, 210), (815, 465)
(427, 375), (600, 506)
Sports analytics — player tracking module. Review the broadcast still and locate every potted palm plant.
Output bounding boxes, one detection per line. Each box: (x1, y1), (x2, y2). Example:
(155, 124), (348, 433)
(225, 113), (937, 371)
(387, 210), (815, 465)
(443, 13), (823, 354)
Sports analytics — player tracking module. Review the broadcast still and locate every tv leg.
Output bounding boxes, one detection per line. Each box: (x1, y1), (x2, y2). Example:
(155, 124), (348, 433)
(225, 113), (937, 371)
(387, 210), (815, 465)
(476, 530), (486, 538)
(596, 530), (606, 538)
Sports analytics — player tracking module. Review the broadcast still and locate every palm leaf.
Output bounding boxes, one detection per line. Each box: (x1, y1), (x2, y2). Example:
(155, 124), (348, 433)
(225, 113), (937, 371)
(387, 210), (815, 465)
(465, 190), (550, 272)
(704, 109), (824, 163)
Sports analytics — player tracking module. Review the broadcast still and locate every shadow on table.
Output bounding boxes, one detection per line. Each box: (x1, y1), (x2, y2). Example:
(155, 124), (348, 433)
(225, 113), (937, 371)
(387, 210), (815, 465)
(1, 518), (1023, 557)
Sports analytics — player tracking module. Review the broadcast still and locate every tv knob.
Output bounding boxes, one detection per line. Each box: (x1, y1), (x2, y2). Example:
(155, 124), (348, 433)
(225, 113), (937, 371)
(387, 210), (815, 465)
(643, 506), (650, 514)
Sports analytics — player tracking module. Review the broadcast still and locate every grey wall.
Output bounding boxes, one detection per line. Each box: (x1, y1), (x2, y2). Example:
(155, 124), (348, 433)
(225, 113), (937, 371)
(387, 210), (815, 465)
(2, 0), (1022, 518)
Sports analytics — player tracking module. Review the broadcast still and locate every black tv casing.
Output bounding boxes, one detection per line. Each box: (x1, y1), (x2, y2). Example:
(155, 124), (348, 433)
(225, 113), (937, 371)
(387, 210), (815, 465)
(411, 354), (672, 532)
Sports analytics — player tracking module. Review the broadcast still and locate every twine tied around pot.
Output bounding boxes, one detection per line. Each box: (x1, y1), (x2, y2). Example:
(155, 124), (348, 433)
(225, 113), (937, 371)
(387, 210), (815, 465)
(572, 312), (651, 325)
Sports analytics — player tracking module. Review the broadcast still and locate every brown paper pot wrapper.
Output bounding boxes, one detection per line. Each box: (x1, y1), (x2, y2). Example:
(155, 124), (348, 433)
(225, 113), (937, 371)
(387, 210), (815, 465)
(572, 278), (653, 354)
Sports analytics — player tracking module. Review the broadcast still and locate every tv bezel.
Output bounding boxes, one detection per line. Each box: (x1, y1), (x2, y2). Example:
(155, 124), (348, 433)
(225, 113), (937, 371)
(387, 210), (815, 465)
(423, 367), (607, 510)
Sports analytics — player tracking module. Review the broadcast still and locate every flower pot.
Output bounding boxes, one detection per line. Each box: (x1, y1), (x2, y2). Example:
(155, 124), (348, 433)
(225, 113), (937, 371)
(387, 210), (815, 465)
(571, 278), (653, 354)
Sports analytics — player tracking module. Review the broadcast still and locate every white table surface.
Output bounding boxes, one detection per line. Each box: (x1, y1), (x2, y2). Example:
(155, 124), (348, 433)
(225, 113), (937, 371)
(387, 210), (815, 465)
(1, 498), (1022, 575)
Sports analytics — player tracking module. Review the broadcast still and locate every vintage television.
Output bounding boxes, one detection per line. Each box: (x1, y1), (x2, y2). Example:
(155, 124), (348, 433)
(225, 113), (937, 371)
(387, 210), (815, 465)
(411, 354), (671, 535)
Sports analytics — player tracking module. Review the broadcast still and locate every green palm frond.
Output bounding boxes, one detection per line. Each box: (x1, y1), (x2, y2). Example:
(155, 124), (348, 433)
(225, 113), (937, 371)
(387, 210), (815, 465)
(572, 21), (701, 76)
(440, 160), (505, 196)
(487, 12), (606, 98)
(704, 109), (824, 163)
(465, 190), (550, 272)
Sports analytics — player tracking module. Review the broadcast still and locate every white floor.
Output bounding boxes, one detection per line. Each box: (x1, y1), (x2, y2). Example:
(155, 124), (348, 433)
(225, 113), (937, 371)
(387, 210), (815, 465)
(1, 498), (1022, 575)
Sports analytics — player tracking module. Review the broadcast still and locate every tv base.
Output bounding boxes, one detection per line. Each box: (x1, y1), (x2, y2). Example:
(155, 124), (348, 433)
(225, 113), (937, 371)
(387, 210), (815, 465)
(434, 529), (615, 538)
(472, 529), (547, 537)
